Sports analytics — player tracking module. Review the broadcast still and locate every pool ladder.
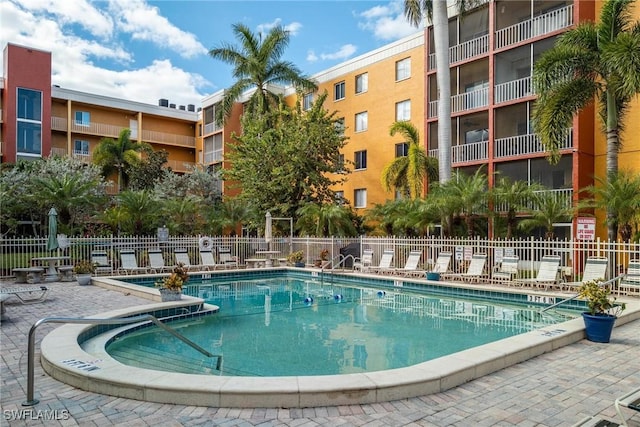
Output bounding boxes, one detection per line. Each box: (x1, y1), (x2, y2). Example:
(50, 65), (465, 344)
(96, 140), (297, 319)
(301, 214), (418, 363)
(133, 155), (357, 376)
(319, 254), (357, 285)
(540, 274), (624, 312)
(22, 314), (222, 406)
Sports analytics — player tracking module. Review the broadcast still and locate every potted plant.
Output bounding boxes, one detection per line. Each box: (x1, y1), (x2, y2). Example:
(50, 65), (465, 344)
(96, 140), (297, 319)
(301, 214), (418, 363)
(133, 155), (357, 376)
(73, 260), (96, 285)
(314, 249), (330, 268)
(156, 263), (189, 301)
(577, 279), (626, 343)
(287, 250), (305, 267)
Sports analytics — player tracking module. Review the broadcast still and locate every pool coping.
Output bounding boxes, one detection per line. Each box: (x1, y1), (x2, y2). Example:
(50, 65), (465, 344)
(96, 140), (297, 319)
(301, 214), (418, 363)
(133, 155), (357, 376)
(39, 271), (640, 408)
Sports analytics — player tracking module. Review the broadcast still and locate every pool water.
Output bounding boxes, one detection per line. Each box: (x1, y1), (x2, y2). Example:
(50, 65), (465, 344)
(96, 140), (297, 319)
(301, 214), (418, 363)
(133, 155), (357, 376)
(105, 277), (578, 376)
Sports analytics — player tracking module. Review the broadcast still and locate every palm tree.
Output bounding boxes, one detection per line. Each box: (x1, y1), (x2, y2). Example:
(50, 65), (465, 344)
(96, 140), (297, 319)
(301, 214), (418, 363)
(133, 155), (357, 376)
(579, 170), (640, 242)
(93, 129), (151, 192)
(295, 203), (357, 237)
(404, 0), (470, 183)
(209, 23), (317, 124)
(438, 168), (488, 237)
(492, 177), (543, 239)
(532, 0), (640, 239)
(518, 192), (573, 240)
(381, 121), (438, 199)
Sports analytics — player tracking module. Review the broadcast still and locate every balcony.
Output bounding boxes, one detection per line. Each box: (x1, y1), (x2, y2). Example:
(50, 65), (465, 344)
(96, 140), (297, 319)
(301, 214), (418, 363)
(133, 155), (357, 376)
(429, 34), (489, 70)
(494, 76), (532, 104)
(495, 4), (573, 50)
(494, 129), (572, 158)
(427, 140), (488, 165)
(166, 159), (196, 173)
(203, 121), (222, 136)
(494, 188), (574, 212)
(140, 130), (196, 148)
(429, 87), (489, 118)
(204, 150), (223, 164)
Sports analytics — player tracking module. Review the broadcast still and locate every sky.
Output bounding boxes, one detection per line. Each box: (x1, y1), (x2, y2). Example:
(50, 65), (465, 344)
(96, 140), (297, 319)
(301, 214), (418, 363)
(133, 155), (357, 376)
(0, 0), (423, 108)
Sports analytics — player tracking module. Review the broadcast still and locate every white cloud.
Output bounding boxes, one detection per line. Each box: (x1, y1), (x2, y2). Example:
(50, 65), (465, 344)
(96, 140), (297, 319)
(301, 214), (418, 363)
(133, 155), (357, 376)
(11, 0), (114, 38)
(320, 44), (357, 61)
(108, 0), (207, 58)
(256, 18), (303, 37)
(306, 50), (319, 63)
(357, 0), (417, 41)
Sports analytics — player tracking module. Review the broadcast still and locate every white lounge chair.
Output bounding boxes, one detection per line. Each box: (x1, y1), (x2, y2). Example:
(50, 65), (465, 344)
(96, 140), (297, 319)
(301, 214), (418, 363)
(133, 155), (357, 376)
(370, 249), (395, 274)
(218, 247), (240, 268)
(515, 255), (561, 290)
(432, 251), (452, 274)
(563, 257), (608, 292)
(393, 250), (425, 277)
(615, 386), (640, 426)
(118, 250), (148, 275)
(199, 250), (218, 271)
(174, 248), (202, 271)
(1, 285), (49, 304)
(443, 253), (488, 283)
(491, 255), (520, 285)
(147, 249), (172, 273)
(619, 259), (640, 296)
(91, 250), (112, 275)
(354, 249), (374, 272)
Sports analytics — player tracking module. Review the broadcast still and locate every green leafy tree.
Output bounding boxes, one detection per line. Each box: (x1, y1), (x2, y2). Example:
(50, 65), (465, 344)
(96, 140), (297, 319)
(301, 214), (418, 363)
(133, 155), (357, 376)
(578, 170), (640, 242)
(381, 121), (438, 199)
(209, 23), (317, 124)
(365, 198), (436, 237)
(128, 149), (169, 191)
(518, 192), (573, 240)
(93, 128), (151, 191)
(436, 168), (489, 237)
(224, 93), (349, 220)
(532, 0), (640, 239)
(102, 190), (160, 236)
(295, 203), (357, 237)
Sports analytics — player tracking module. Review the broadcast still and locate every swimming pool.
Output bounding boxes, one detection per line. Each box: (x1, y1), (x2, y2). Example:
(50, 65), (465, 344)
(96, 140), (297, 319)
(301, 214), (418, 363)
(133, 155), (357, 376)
(41, 269), (638, 408)
(104, 276), (578, 377)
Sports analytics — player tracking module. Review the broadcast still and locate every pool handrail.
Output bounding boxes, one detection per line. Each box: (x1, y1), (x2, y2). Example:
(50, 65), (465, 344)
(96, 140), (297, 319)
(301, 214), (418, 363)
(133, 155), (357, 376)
(541, 274), (624, 312)
(23, 314), (220, 407)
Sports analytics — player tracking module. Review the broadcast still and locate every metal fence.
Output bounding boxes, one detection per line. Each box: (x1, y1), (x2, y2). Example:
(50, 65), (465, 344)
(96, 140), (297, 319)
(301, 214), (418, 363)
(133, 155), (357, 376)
(1, 235), (638, 283)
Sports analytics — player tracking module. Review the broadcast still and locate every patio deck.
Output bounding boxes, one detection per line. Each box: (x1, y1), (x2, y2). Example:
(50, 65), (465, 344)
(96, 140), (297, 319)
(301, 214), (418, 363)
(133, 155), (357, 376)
(1, 279), (639, 426)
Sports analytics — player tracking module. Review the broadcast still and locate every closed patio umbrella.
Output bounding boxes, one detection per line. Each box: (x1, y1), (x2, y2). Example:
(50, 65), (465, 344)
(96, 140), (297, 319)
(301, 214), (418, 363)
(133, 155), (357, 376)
(265, 211), (272, 246)
(46, 208), (59, 251)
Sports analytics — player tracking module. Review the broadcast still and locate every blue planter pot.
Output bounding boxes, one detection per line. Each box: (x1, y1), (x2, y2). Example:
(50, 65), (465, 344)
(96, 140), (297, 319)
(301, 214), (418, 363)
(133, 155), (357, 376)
(582, 312), (617, 343)
(426, 272), (440, 281)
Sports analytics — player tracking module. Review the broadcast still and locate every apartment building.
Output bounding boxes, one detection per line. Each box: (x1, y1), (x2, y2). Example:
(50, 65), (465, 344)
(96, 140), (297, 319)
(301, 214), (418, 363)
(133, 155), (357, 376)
(1, 43), (200, 187)
(2, 0), (638, 239)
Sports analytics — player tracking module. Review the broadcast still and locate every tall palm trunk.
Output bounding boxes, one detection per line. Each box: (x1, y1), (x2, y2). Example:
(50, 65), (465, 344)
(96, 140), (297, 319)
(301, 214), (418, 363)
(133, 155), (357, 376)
(605, 91), (620, 241)
(433, 0), (452, 183)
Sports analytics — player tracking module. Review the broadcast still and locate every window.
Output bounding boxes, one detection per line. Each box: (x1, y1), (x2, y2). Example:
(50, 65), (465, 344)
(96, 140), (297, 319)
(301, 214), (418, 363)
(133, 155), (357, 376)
(355, 73), (368, 94)
(395, 143), (408, 157)
(335, 191), (345, 205)
(74, 111), (90, 126)
(303, 93), (313, 111)
(396, 57), (411, 81)
(334, 81), (345, 101)
(396, 100), (411, 121)
(17, 88), (42, 121)
(337, 153), (346, 172)
(355, 111), (368, 132)
(16, 88), (42, 156)
(354, 189), (367, 208)
(74, 140), (90, 156)
(354, 150), (367, 170)
(465, 129), (488, 144)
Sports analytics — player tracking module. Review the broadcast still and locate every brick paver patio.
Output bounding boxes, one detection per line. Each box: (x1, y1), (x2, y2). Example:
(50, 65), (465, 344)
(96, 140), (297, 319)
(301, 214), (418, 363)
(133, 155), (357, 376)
(1, 281), (638, 426)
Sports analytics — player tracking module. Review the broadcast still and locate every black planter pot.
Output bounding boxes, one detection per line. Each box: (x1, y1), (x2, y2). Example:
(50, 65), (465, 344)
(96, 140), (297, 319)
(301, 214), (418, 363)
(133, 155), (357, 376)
(582, 312), (617, 343)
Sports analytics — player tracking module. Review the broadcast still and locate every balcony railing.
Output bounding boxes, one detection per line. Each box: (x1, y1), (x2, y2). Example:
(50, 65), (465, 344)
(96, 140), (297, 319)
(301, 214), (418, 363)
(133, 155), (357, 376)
(452, 140), (488, 163)
(51, 116), (67, 131)
(495, 4), (573, 49)
(204, 150), (223, 164)
(166, 159), (195, 173)
(203, 121), (222, 136)
(140, 130), (196, 147)
(494, 188), (573, 212)
(452, 87), (488, 113)
(429, 34), (489, 70)
(494, 129), (573, 158)
(494, 76), (532, 104)
(70, 120), (123, 138)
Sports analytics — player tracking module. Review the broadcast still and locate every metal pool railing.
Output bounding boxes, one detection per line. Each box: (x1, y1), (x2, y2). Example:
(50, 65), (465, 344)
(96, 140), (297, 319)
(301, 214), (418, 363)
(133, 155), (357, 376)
(23, 314), (220, 406)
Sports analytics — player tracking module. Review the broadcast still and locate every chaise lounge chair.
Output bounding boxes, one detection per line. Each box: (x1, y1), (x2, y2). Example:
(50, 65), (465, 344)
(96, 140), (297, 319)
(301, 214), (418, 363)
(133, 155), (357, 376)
(147, 249), (173, 273)
(442, 253), (488, 283)
(491, 255), (520, 285)
(354, 248), (374, 272)
(218, 247), (240, 268)
(432, 251), (453, 274)
(91, 250), (113, 275)
(619, 260), (640, 296)
(174, 248), (203, 271)
(118, 250), (148, 275)
(369, 249), (395, 274)
(199, 250), (219, 271)
(392, 250), (425, 277)
(514, 255), (561, 290)
(563, 256), (608, 292)
(615, 386), (640, 427)
(0, 285), (49, 304)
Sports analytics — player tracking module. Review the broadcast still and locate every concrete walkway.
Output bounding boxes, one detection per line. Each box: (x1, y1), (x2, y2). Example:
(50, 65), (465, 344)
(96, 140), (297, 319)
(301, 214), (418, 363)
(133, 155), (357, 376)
(1, 281), (638, 427)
